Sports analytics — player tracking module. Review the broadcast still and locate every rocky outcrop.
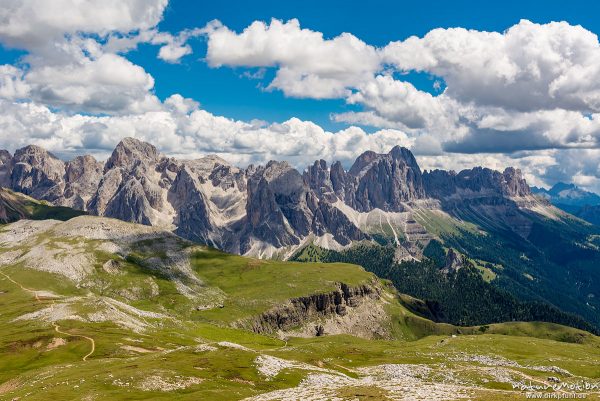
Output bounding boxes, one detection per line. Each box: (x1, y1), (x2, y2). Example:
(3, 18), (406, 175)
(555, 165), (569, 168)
(306, 146), (426, 212)
(2, 146), (102, 210)
(423, 167), (531, 200)
(241, 161), (314, 253)
(10, 145), (66, 202)
(423, 167), (538, 238)
(104, 137), (161, 171)
(0, 149), (12, 187)
(303, 159), (336, 202)
(441, 248), (465, 274)
(63, 155), (103, 209)
(169, 166), (214, 244)
(89, 138), (178, 226)
(244, 281), (381, 335)
(311, 201), (367, 245)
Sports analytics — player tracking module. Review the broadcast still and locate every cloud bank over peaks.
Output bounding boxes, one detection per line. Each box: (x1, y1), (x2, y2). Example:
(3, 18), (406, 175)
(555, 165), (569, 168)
(0, 96), (414, 169)
(205, 18), (600, 153)
(0, 2), (598, 193)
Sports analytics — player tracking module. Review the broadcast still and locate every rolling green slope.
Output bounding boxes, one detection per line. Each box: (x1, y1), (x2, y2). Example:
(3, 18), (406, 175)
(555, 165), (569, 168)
(306, 204), (600, 332)
(1, 216), (600, 400)
(292, 242), (598, 334)
(0, 187), (85, 223)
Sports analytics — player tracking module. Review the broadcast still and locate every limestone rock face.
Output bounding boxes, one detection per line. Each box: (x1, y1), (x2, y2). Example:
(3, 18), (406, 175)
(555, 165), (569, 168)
(501, 167), (531, 197)
(169, 165), (214, 245)
(0, 149), (12, 187)
(307, 146), (426, 212)
(104, 178), (153, 225)
(10, 145), (66, 202)
(303, 159), (336, 202)
(441, 248), (465, 274)
(63, 155), (103, 209)
(242, 161), (313, 253)
(422, 166), (539, 238)
(104, 137), (160, 171)
(311, 201), (367, 246)
(423, 167), (531, 199)
(89, 138), (179, 227)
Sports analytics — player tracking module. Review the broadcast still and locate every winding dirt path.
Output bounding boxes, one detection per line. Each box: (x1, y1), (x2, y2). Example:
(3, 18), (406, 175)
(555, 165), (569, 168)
(0, 270), (95, 361)
(52, 322), (96, 361)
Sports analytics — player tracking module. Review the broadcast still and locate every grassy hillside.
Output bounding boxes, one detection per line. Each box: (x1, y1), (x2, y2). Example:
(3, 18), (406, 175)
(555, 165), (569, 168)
(1, 216), (599, 400)
(315, 205), (600, 332)
(0, 187), (85, 223)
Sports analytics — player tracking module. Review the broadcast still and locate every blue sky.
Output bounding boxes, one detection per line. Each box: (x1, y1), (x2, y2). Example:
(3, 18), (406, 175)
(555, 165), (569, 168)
(129, 0), (600, 130)
(0, 0), (600, 192)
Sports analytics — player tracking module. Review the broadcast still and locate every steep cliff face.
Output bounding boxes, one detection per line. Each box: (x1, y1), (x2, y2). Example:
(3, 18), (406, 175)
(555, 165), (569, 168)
(0, 149), (12, 187)
(311, 146), (426, 212)
(241, 161), (314, 254)
(243, 281), (385, 338)
(423, 166), (540, 238)
(63, 155), (103, 210)
(169, 166), (214, 244)
(10, 145), (66, 202)
(303, 159), (336, 202)
(104, 137), (161, 171)
(423, 167), (531, 200)
(89, 138), (171, 225)
(311, 201), (367, 246)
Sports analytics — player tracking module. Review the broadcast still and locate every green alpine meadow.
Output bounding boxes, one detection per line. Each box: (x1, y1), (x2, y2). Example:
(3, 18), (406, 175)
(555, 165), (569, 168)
(1, 209), (600, 399)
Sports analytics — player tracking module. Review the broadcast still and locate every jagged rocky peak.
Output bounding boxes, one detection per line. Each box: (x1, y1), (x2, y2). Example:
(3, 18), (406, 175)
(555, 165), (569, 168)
(421, 169), (457, 199)
(247, 160), (314, 235)
(502, 167), (531, 197)
(10, 144), (66, 201)
(389, 145), (421, 169)
(12, 144), (63, 170)
(303, 159), (336, 202)
(89, 138), (174, 226)
(104, 137), (161, 171)
(348, 150), (380, 177)
(65, 155), (103, 184)
(305, 146), (426, 212)
(423, 166), (532, 199)
(182, 154), (247, 193)
(63, 155), (103, 210)
(348, 146), (421, 177)
(348, 146), (426, 211)
(0, 149), (12, 187)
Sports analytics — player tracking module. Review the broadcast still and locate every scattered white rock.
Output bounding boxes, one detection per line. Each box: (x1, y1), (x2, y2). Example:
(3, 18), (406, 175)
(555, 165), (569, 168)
(255, 355), (296, 378)
(14, 302), (84, 323)
(137, 374), (202, 392)
(217, 341), (254, 352)
(0, 219), (59, 246)
(194, 344), (218, 352)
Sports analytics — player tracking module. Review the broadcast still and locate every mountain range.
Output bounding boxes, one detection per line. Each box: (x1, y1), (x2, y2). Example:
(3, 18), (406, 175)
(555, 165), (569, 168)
(0, 137), (539, 257)
(1, 150), (599, 400)
(2, 138), (600, 332)
(532, 182), (600, 226)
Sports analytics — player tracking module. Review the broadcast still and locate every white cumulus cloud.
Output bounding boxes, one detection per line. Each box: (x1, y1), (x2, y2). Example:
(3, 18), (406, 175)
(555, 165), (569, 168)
(204, 18), (380, 98)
